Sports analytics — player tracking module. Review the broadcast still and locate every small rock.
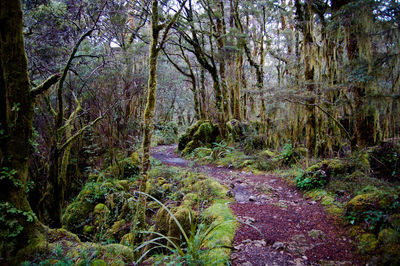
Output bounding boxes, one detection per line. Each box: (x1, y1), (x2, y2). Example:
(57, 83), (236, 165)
(302, 256), (308, 260)
(272, 241), (285, 250)
(308, 200), (317, 205)
(254, 239), (266, 247)
(242, 239), (252, 244)
(234, 244), (243, 250)
(249, 196), (256, 201)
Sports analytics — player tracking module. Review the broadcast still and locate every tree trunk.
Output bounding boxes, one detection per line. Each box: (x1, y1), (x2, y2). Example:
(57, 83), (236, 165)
(141, 1), (160, 175)
(216, 0), (230, 121)
(0, 0), (42, 259)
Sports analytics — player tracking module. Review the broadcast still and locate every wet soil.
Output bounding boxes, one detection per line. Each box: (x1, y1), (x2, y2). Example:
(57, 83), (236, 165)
(151, 145), (364, 266)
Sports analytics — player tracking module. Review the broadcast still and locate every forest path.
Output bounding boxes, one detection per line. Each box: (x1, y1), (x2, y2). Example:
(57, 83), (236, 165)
(151, 145), (363, 266)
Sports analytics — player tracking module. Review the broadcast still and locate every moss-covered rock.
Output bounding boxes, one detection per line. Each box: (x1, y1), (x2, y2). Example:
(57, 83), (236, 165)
(359, 233), (378, 254)
(306, 159), (349, 178)
(93, 203), (110, 226)
(178, 120), (204, 151)
(307, 229), (325, 239)
(346, 193), (377, 214)
(155, 207), (169, 235)
(168, 206), (196, 245)
(182, 140), (197, 155)
(378, 228), (400, 245)
(62, 200), (94, 234)
(201, 201), (238, 265)
(178, 120), (219, 154)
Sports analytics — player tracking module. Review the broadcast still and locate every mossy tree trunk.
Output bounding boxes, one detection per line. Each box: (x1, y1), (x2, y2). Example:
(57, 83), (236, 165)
(295, 0), (316, 162)
(232, 0), (243, 121)
(0, 0), (36, 247)
(0, 0), (59, 259)
(141, 0), (187, 175)
(215, 0), (231, 121)
(135, 0), (186, 254)
(200, 67), (208, 119)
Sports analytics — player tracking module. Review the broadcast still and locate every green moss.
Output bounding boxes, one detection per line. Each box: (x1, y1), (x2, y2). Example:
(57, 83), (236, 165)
(326, 205), (344, 216)
(14, 230), (51, 263)
(378, 228), (400, 245)
(182, 193), (199, 206)
(179, 121), (219, 154)
(348, 225), (366, 238)
(178, 120), (204, 151)
(359, 233), (378, 254)
(101, 243), (134, 262)
(380, 243), (400, 265)
(157, 177), (166, 185)
(116, 180), (130, 191)
(110, 260), (125, 266)
(130, 152), (140, 165)
(120, 233), (134, 247)
(201, 200), (238, 265)
(259, 149), (276, 158)
(155, 207), (169, 235)
(389, 213), (400, 229)
(109, 219), (127, 239)
(83, 225), (95, 234)
(182, 140), (197, 155)
(226, 119), (245, 141)
(168, 206), (196, 245)
(147, 201), (161, 210)
(62, 200), (94, 233)
(90, 259), (107, 266)
(161, 183), (173, 191)
(346, 193), (377, 213)
(94, 203), (108, 214)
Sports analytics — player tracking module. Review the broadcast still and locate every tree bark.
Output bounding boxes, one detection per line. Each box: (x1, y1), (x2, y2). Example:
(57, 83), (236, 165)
(0, 0), (41, 259)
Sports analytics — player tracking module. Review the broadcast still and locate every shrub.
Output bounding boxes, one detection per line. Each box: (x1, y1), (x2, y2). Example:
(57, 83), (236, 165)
(295, 170), (328, 190)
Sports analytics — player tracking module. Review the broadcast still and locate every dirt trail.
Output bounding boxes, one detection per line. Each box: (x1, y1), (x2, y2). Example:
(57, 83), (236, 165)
(151, 145), (363, 266)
